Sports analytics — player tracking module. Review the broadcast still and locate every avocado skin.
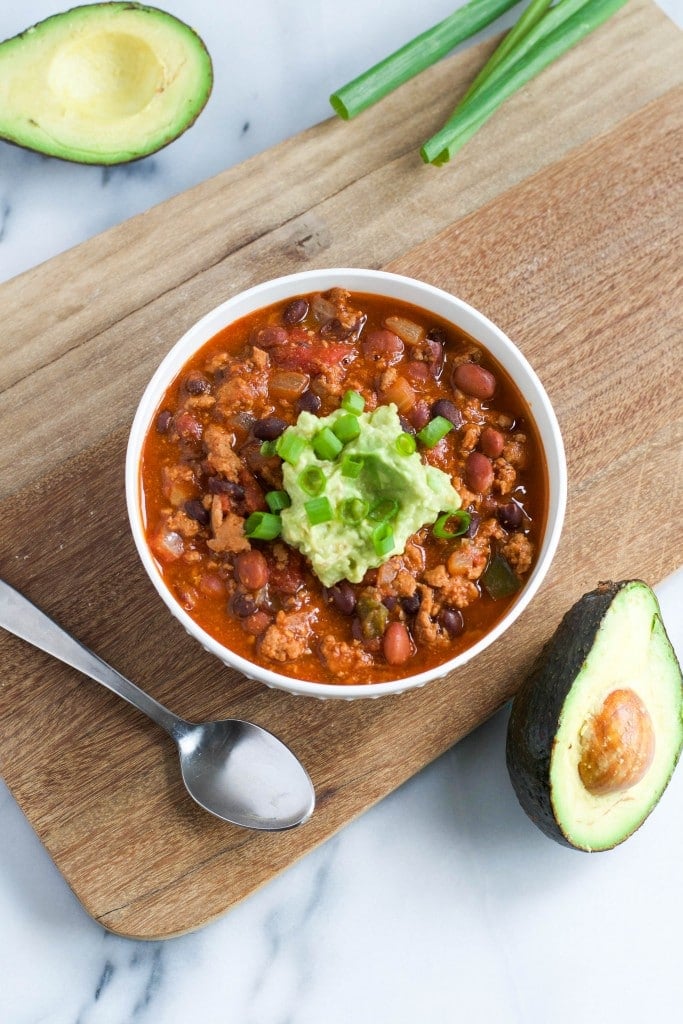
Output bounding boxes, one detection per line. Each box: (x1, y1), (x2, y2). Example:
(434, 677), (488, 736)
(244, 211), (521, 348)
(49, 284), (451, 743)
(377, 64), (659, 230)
(505, 581), (635, 849)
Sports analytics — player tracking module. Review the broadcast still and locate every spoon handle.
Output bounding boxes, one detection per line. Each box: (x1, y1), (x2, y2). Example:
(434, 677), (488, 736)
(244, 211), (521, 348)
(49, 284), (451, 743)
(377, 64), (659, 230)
(0, 579), (186, 739)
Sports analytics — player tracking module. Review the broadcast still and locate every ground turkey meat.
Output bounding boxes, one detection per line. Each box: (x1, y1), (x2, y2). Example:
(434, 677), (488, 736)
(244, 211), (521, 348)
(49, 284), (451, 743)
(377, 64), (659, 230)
(207, 510), (250, 555)
(259, 610), (315, 662)
(320, 636), (372, 678)
(204, 423), (242, 481)
(423, 564), (479, 609)
(165, 509), (201, 540)
(502, 533), (535, 575)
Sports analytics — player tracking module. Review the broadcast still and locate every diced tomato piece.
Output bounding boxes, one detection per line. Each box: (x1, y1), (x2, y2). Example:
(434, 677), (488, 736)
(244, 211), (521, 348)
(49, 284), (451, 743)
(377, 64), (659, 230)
(272, 342), (355, 374)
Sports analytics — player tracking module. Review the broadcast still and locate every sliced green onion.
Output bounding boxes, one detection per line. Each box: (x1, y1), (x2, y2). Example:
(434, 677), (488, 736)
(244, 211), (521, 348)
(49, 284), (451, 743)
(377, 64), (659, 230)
(481, 551), (521, 599)
(372, 522), (395, 557)
(265, 490), (291, 512)
(421, 0), (629, 164)
(329, 0), (519, 120)
(305, 496), (333, 525)
(395, 432), (417, 456)
(417, 415), (454, 448)
(333, 413), (361, 444)
(341, 452), (365, 478)
(341, 389), (366, 414)
(298, 465), (326, 497)
(260, 440), (278, 457)
(312, 426), (344, 461)
(433, 510), (471, 539)
(369, 497), (400, 523)
(339, 497), (369, 524)
(244, 511), (282, 540)
(276, 431), (307, 465)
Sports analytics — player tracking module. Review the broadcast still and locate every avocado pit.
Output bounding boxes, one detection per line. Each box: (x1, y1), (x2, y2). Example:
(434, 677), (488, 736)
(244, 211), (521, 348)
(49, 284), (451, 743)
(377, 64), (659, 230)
(577, 688), (655, 796)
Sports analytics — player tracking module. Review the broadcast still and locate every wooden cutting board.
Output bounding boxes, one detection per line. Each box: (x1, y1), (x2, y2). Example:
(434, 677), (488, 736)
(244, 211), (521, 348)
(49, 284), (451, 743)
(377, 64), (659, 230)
(0, 0), (681, 939)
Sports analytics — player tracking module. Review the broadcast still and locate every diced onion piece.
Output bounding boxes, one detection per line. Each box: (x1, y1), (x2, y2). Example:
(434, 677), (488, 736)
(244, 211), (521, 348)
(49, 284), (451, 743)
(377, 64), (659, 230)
(383, 376), (416, 412)
(269, 370), (310, 400)
(384, 315), (425, 346)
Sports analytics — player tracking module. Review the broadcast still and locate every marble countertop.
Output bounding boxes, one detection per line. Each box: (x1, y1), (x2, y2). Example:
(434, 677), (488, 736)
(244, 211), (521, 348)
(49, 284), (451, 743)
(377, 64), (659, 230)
(1, 2), (681, 1021)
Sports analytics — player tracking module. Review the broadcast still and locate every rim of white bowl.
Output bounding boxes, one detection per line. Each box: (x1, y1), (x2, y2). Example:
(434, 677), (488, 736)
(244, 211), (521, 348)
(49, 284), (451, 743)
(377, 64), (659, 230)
(126, 269), (567, 700)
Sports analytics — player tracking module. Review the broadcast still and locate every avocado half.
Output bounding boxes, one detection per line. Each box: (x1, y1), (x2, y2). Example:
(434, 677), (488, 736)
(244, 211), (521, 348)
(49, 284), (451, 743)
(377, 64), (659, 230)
(0, 3), (213, 164)
(506, 580), (683, 852)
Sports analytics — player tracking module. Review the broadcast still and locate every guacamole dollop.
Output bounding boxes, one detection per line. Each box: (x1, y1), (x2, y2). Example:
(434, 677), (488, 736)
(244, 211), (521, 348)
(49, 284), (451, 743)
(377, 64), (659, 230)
(279, 404), (460, 587)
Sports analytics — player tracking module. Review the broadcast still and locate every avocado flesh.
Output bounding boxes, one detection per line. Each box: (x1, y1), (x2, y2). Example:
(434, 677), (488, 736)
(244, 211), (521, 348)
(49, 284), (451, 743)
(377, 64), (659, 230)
(0, 3), (212, 164)
(507, 581), (683, 852)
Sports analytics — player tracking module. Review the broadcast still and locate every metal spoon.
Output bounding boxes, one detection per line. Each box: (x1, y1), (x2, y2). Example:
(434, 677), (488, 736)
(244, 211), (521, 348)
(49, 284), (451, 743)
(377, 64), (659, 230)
(0, 580), (315, 831)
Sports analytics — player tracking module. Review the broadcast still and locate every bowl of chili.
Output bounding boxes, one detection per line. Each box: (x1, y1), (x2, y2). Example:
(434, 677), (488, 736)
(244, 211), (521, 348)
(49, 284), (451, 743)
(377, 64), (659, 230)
(126, 269), (566, 699)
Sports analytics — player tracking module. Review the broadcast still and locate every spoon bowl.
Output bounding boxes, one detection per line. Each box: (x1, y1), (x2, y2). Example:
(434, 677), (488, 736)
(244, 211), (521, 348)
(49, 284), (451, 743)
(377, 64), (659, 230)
(0, 580), (315, 831)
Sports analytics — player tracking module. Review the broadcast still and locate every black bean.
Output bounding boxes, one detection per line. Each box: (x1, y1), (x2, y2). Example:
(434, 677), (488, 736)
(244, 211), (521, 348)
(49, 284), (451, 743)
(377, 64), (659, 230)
(329, 581), (357, 616)
(401, 592), (421, 616)
(232, 593), (258, 618)
(156, 409), (173, 434)
(430, 399), (463, 428)
(440, 608), (464, 637)
(426, 326), (447, 346)
(185, 373), (211, 395)
(207, 477), (245, 499)
(253, 416), (288, 441)
(399, 415), (415, 435)
(351, 617), (363, 641)
(382, 595), (398, 611)
(497, 501), (524, 531)
(465, 512), (480, 538)
(184, 499), (210, 526)
(283, 298), (309, 325)
(297, 390), (322, 415)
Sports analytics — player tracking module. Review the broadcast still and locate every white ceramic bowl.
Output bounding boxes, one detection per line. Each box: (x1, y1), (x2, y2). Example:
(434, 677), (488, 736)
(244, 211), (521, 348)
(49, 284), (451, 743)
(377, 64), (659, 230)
(126, 269), (567, 700)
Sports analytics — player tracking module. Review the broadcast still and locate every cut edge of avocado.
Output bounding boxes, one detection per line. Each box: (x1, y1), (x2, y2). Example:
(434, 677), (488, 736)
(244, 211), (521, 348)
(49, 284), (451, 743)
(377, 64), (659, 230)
(0, 3), (213, 165)
(506, 580), (683, 852)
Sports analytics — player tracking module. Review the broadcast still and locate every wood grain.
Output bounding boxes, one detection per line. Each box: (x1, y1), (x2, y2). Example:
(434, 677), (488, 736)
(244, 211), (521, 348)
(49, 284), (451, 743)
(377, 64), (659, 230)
(0, 0), (681, 938)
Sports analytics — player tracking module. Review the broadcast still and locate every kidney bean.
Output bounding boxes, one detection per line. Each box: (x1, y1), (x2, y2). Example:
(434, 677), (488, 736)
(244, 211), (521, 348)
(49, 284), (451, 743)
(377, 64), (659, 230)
(497, 501), (524, 530)
(329, 581), (356, 615)
(234, 549), (269, 590)
(383, 621), (413, 665)
(479, 426), (505, 458)
(406, 361), (430, 384)
(253, 416), (288, 441)
(297, 389), (322, 414)
(431, 399), (463, 428)
(382, 595), (399, 611)
(408, 399), (431, 430)
(242, 610), (272, 636)
(422, 339), (444, 376)
(255, 325), (288, 348)
(440, 608), (464, 637)
(156, 409), (173, 434)
(175, 411), (203, 442)
(283, 298), (309, 325)
(199, 573), (226, 598)
(361, 329), (404, 365)
(453, 362), (496, 400)
(465, 451), (494, 493)
(184, 499), (210, 526)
